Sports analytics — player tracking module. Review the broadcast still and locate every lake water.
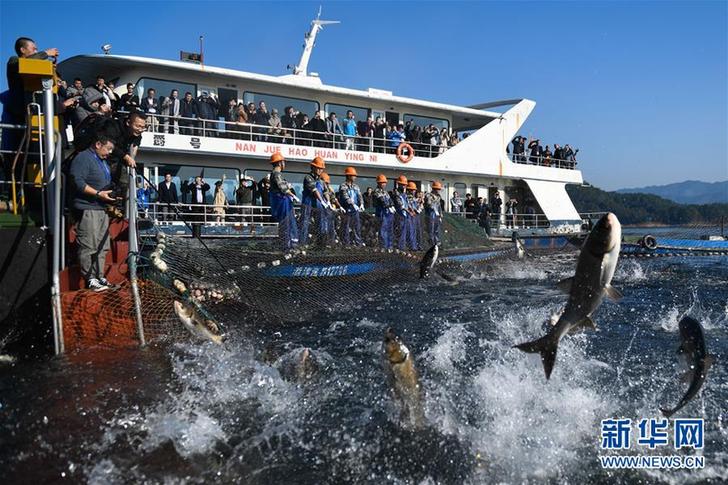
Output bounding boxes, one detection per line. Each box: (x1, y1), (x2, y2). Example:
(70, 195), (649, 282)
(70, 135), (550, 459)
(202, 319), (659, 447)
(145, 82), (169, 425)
(1, 252), (726, 484)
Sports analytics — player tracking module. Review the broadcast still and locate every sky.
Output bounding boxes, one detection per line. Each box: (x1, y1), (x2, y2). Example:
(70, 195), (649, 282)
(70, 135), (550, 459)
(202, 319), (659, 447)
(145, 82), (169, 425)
(1, 0), (726, 191)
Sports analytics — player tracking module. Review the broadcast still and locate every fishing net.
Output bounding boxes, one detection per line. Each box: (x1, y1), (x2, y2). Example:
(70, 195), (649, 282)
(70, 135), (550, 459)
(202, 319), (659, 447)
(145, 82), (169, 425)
(61, 207), (510, 349)
(621, 219), (728, 257)
(60, 279), (187, 353)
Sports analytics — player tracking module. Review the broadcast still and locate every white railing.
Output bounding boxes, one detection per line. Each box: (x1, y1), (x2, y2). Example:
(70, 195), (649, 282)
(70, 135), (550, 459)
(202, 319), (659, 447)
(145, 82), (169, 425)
(121, 110), (454, 158)
(508, 153), (578, 170)
(141, 202), (276, 226)
(448, 210), (553, 229)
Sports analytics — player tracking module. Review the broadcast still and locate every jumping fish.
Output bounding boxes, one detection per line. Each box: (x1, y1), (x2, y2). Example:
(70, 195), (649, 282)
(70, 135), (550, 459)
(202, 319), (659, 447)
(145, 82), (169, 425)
(660, 317), (714, 417)
(383, 327), (425, 428)
(173, 300), (225, 344)
(515, 238), (526, 259)
(514, 212), (623, 379)
(275, 347), (319, 382)
(420, 244), (439, 279)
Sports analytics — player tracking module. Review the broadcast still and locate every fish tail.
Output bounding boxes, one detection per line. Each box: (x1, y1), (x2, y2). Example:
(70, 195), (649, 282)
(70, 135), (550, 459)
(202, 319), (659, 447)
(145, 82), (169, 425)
(514, 333), (559, 380)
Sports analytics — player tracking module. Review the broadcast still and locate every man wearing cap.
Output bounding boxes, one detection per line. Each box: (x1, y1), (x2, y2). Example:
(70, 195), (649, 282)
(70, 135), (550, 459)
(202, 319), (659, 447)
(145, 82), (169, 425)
(406, 182), (422, 250)
(268, 152), (299, 249)
(300, 156), (327, 245)
(337, 167), (364, 245)
(320, 171), (341, 244)
(373, 174), (395, 249)
(392, 175), (411, 250)
(425, 182), (444, 245)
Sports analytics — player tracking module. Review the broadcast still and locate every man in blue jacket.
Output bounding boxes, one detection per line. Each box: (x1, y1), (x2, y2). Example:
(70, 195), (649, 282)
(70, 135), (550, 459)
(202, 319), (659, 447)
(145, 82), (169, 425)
(338, 166), (364, 245)
(69, 136), (119, 291)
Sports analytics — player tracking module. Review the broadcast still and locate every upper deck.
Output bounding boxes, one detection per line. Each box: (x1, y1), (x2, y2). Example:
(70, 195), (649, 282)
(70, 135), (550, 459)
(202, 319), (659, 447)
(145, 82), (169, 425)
(58, 54), (584, 185)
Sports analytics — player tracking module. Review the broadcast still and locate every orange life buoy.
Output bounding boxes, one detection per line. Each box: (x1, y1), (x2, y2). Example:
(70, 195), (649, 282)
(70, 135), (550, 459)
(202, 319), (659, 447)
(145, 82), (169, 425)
(396, 143), (414, 163)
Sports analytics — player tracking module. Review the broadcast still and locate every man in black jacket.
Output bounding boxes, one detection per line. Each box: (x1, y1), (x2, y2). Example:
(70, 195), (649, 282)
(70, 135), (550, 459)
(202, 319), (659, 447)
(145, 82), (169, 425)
(3, 38), (59, 153)
(196, 92), (219, 137)
(307, 110), (327, 147)
(528, 139), (542, 165)
(179, 92), (198, 135)
(157, 172), (178, 221)
(281, 106), (298, 144)
(252, 101), (270, 142)
(188, 176), (210, 237)
(118, 83), (139, 113)
(512, 135), (526, 162)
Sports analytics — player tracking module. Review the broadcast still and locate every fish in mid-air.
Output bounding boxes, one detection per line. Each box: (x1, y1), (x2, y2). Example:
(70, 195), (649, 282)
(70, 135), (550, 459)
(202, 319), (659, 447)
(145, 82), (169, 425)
(419, 244), (439, 279)
(275, 347), (320, 382)
(660, 316), (714, 417)
(383, 327), (425, 428)
(515, 238), (526, 259)
(173, 300), (225, 344)
(514, 212), (623, 379)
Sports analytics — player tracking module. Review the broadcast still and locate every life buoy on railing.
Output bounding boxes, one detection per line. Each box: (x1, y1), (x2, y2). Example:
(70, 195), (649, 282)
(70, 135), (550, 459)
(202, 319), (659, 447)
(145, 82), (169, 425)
(640, 235), (658, 250)
(396, 143), (414, 163)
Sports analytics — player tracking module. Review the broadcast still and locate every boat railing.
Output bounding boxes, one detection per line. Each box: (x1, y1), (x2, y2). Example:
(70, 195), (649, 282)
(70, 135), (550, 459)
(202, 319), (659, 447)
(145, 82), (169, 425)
(120, 110), (455, 158)
(446, 210), (553, 229)
(143, 202), (276, 227)
(507, 153), (578, 170)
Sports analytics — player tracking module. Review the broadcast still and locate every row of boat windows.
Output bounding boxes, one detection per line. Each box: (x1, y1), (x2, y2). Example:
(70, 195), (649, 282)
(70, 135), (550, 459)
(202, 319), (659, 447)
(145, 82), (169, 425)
(134, 77), (450, 130)
(142, 165), (435, 205)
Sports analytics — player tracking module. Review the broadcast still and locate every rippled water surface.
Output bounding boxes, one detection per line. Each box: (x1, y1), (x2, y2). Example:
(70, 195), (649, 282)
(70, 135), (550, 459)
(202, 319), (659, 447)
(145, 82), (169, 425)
(1, 253), (726, 484)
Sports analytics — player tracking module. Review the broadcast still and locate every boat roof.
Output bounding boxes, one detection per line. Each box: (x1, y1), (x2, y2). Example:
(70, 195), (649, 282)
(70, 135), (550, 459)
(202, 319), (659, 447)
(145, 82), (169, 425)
(59, 55), (522, 126)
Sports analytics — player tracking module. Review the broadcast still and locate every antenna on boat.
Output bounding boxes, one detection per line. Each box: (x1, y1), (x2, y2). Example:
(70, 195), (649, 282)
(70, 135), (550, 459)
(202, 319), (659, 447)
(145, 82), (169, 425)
(292, 6), (339, 76)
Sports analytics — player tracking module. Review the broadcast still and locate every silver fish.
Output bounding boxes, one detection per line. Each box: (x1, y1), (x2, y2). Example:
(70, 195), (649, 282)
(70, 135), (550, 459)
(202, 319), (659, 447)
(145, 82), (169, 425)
(515, 212), (623, 379)
(383, 327), (425, 428)
(660, 317), (714, 417)
(420, 244), (439, 279)
(173, 300), (225, 345)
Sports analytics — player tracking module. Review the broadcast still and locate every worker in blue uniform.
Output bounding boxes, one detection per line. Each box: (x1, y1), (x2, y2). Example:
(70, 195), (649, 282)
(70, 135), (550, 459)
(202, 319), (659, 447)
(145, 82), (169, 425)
(268, 152), (299, 250)
(300, 156), (327, 245)
(337, 166), (365, 245)
(425, 181), (443, 245)
(392, 175), (410, 250)
(373, 174), (395, 249)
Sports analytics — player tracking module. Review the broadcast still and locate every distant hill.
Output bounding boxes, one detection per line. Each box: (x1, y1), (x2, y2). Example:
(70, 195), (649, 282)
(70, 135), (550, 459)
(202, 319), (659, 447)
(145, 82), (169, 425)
(616, 180), (728, 205)
(566, 184), (728, 225)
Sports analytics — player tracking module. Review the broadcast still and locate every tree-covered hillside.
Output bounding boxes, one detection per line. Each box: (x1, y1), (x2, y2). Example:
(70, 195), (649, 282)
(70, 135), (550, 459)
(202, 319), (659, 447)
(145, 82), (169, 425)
(566, 185), (728, 225)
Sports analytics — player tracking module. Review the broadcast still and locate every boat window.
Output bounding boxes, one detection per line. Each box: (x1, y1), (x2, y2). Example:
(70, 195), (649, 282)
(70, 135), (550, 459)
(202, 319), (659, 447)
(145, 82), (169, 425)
(136, 78), (197, 105)
(324, 103), (369, 123)
(243, 92), (319, 119)
(150, 165), (240, 204)
(403, 114), (450, 131)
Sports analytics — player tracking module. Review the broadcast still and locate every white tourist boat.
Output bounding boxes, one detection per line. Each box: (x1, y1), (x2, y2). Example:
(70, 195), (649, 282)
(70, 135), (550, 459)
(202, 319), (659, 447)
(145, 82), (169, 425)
(58, 12), (586, 235)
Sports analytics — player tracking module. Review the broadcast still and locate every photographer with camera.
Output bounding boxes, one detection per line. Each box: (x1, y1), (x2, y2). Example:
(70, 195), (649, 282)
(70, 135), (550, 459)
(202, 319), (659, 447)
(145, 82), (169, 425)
(69, 136), (119, 291)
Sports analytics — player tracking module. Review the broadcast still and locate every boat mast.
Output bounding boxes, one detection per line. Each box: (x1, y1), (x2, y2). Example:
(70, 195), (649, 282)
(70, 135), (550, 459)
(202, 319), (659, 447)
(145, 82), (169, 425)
(293, 7), (339, 76)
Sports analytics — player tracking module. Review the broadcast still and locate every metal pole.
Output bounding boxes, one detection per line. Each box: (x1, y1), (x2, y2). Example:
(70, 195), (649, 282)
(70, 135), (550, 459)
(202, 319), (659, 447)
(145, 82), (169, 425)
(127, 168), (146, 345)
(43, 71), (64, 354)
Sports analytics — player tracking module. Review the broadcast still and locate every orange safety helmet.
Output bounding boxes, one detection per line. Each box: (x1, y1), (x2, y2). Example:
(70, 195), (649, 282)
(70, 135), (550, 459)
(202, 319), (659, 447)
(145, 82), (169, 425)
(431, 181), (443, 190)
(407, 181), (417, 191)
(320, 172), (331, 183)
(376, 174), (387, 184)
(344, 166), (358, 176)
(270, 152), (285, 164)
(310, 156), (326, 169)
(396, 175), (408, 186)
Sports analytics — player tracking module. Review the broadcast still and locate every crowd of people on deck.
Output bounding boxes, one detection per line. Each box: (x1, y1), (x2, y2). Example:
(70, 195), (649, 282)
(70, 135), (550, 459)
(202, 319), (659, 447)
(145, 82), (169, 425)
(509, 135), (579, 168)
(3, 37), (460, 159)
